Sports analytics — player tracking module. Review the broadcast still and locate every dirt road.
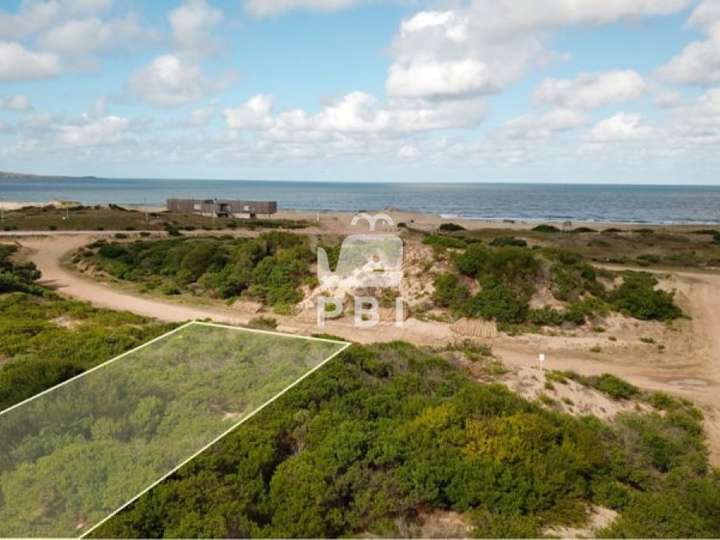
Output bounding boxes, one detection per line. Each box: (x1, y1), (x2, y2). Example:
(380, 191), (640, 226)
(15, 234), (720, 463)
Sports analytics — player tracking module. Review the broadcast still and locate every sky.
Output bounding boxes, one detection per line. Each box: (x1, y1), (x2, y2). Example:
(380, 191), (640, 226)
(0, 0), (719, 184)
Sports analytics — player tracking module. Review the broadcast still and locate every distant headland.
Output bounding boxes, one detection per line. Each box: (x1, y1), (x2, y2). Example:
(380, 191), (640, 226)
(0, 171), (97, 180)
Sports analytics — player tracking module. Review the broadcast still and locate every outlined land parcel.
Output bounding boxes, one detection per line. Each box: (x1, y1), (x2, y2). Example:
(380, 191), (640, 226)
(0, 322), (349, 538)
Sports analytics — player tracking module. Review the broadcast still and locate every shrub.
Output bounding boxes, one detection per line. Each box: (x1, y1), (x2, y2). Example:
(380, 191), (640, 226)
(438, 222), (466, 232)
(490, 236), (528, 247)
(528, 306), (565, 326)
(609, 272), (682, 321)
(164, 224), (182, 237)
(456, 245), (540, 297)
(433, 273), (470, 309)
(423, 234), (467, 250)
(591, 374), (639, 400)
(462, 282), (529, 323)
(248, 316), (278, 330)
(85, 234), (314, 310)
(532, 224), (560, 233)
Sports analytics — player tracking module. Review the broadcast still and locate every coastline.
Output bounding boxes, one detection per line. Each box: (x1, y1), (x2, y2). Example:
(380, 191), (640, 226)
(1, 200), (716, 231)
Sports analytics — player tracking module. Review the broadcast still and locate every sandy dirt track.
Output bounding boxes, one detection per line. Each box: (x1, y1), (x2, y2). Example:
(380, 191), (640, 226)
(14, 234), (720, 464)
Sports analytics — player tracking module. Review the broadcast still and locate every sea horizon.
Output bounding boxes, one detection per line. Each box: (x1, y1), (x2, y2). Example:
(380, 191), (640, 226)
(3, 175), (720, 224)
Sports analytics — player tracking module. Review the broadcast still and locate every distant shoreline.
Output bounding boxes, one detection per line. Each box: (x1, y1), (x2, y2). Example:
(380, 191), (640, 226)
(0, 200), (717, 230)
(0, 171), (97, 180)
(3, 177), (720, 224)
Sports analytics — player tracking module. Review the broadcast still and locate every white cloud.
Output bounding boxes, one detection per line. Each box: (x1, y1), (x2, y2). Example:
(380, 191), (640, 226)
(387, 59), (501, 99)
(190, 106), (215, 126)
(0, 120), (15, 134)
(387, 1), (690, 101)
(37, 14), (154, 57)
(534, 70), (647, 109)
(654, 89), (682, 108)
(0, 42), (60, 80)
(130, 54), (207, 107)
(1, 94), (32, 111)
(400, 11), (468, 41)
(0, 0), (112, 40)
(170, 0), (223, 55)
(587, 113), (655, 142)
(503, 108), (588, 140)
(225, 95), (274, 130)
(657, 25), (720, 85)
(244, 0), (362, 17)
(57, 115), (129, 146)
(658, 1), (720, 86)
(689, 0), (720, 30)
(398, 144), (420, 159)
(226, 91), (485, 135)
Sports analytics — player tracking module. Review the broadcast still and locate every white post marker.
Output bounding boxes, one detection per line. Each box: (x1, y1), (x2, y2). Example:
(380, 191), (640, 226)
(539, 353), (546, 371)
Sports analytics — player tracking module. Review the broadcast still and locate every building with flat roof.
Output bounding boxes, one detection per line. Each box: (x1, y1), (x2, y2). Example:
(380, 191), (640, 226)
(167, 198), (278, 219)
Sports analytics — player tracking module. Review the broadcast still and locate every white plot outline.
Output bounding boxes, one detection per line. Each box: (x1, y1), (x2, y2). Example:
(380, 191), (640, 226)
(0, 320), (350, 539)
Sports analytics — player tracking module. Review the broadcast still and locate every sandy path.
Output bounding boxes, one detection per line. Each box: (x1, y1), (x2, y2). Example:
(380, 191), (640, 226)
(23, 236), (253, 325)
(14, 234), (720, 463)
(17, 235), (454, 345)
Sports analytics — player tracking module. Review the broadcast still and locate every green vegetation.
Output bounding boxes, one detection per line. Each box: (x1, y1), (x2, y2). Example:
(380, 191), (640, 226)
(87, 343), (720, 539)
(0, 244), (171, 411)
(0, 204), (309, 232)
(438, 222), (466, 232)
(78, 232), (316, 312)
(532, 224), (561, 233)
(608, 272), (682, 321)
(429, 235), (682, 327)
(490, 236), (528, 247)
(423, 233), (468, 250)
(0, 324), (345, 537)
(549, 371), (641, 401)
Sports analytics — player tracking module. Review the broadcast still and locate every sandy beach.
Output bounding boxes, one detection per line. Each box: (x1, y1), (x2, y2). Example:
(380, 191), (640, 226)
(0, 199), (711, 235)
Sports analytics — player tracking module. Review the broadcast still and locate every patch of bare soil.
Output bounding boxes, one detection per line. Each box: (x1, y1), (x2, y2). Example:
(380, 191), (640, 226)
(545, 506), (618, 539)
(501, 365), (649, 421)
(404, 510), (473, 539)
(51, 315), (83, 329)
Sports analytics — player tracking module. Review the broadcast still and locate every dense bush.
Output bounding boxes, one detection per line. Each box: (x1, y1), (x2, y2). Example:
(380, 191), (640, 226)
(609, 272), (682, 321)
(532, 224), (561, 233)
(490, 236), (528, 247)
(423, 234), (468, 250)
(438, 222), (466, 232)
(84, 233), (315, 311)
(90, 343), (720, 539)
(455, 245), (540, 297)
(433, 273), (470, 310)
(462, 282), (529, 323)
(0, 245), (171, 410)
(0, 244), (43, 295)
(544, 248), (605, 302)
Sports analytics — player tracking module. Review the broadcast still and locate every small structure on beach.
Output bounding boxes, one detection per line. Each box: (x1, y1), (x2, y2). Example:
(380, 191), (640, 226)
(167, 198), (278, 219)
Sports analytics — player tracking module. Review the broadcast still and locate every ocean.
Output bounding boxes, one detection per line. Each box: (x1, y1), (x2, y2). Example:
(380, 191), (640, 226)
(2, 177), (720, 224)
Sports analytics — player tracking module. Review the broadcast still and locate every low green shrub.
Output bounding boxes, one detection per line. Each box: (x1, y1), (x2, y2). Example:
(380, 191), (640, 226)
(439, 222), (466, 232)
(609, 272), (682, 321)
(433, 273), (470, 310)
(532, 224), (561, 233)
(490, 236), (528, 247)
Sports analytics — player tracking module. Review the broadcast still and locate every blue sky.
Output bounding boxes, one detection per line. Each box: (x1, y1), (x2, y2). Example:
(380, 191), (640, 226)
(1, 0), (719, 183)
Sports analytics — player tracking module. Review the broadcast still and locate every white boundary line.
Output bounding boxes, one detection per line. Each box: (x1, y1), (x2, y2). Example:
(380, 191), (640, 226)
(195, 320), (348, 346)
(0, 321), (348, 419)
(0, 319), (349, 538)
(0, 321), (196, 419)
(80, 339), (351, 539)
